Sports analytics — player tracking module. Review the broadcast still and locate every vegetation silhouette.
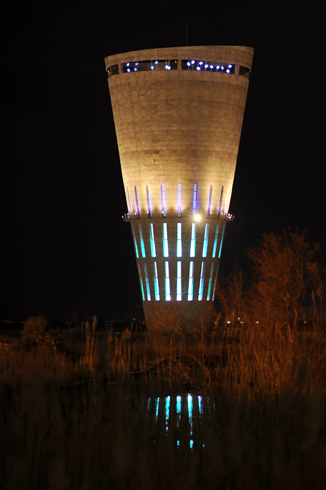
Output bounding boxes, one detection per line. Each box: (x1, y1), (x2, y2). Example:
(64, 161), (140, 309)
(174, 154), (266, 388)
(0, 230), (326, 489)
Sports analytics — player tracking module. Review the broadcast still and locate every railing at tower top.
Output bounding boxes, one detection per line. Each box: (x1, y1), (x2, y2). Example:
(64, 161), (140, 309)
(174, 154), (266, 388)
(107, 59), (250, 78)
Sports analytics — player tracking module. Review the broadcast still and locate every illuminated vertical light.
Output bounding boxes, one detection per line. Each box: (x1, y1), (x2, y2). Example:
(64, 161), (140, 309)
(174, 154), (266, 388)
(176, 396), (182, 428)
(198, 396), (203, 416)
(134, 185), (140, 216)
(198, 262), (205, 301)
(131, 224), (139, 258)
(163, 223), (169, 257)
(212, 224), (219, 258)
(146, 185), (152, 217)
(207, 185), (212, 216)
(212, 263), (220, 300)
(187, 261), (194, 301)
(218, 186), (223, 216)
(138, 263), (145, 301)
(192, 183), (198, 214)
(155, 397), (160, 421)
(218, 225), (225, 258)
(127, 187), (133, 215)
(149, 223), (156, 257)
(188, 394), (193, 437)
(161, 184), (166, 217)
(207, 262), (214, 300)
(165, 396), (170, 433)
(153, 262), (160, 301)
(202, 223), (209, 257)
(144, 263), (151, 301)
(176, 223), (182, 257)
(177, 183), (182, 216)
(165, 261), (171, 301)
(176, 261), (182, 301)
(190, 223), (196, 257)
(139, 224), (146, 258)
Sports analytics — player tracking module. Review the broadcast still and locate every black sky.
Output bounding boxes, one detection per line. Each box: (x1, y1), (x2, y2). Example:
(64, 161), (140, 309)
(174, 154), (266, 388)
(1, 1), (324, 321)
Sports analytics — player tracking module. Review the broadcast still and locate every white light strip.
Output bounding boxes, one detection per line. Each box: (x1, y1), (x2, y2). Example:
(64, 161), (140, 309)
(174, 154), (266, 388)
(144, 263), (151, 301)
(188, 261), (194, 301)
(163, 223), (169, 257)
(131, 224), (139, 258)
(138, 263), (145, 301)
(176, 223), (182, 257)
(212, 224), (219, 258)
(153, 262), (160, 301)
(165, 261), (171, 301)
(149, 223), (156, 257)
(190, 223), (196, 257)
(202, 223), (209, 258)
(218, 225), (225, 259)
(139, 224), (146, 258)
(198, 262), (205, 301)
(207, 262), (214, 300)
(177, 261), (182, 301)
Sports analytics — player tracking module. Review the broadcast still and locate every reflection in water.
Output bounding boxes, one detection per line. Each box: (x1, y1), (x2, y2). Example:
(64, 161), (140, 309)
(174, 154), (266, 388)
(147, 394), (215, 449)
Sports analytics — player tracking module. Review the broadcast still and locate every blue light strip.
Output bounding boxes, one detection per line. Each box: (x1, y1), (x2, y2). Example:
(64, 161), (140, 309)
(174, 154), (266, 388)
(163, 223), (169, 257)
(188, 261), (194, 301)
(127, 187), (133, 215)
(176, 223), (182, 257)
(165, 396), (170, 433)
(188, 394), (193, 436)
(212, 224), (219, 258)
(212, 263), (220, 300)
(177, 184), (182, 216)
(177, 261), (182, 301)
(190, 223), (196, 257)
(155, 397), (160, 421)
(153, 262), (160, 301)
(139, 224), (146, 258)
(144, 263), (151, 301)
(198, 262), (205, 301)
(161, 184), (166, 217)
(176, 396), (182, 428)
(134, 185), (140, 216)
(165, 261), (171, 301)
(146, 185), (152, 217)
(218, 225), (225, 259)
(138, 263), (145, 301)
(149, 223), (156, 258)
(131, 224), (139, 258)
(207, 185), (212, 216)
(192, 183), (198, 214)
(198, 395), (203, 416)
(202, 223), (209, 258)
(207, 262), (214, 300)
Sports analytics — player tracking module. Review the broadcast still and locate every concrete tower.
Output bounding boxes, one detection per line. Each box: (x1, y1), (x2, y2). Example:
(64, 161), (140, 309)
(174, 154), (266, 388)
(105, 46), (253, 328)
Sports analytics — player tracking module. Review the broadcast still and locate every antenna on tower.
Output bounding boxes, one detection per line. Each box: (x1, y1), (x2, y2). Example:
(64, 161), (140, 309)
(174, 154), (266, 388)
(186, 25), (188, 46)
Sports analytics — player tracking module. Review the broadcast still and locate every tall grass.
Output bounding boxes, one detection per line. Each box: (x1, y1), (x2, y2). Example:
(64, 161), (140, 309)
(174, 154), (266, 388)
(1, 316), (326, 489)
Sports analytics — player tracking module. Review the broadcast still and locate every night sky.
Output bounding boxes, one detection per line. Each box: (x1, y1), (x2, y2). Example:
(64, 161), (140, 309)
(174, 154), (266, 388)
(1, 1), (324, 322)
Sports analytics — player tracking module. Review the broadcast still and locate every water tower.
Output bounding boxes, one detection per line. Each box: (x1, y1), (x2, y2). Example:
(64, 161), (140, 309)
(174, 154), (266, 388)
(105, 46), (253, 327)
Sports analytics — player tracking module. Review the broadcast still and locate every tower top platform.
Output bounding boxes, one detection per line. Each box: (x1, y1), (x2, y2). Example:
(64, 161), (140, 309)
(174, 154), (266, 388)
(105, 45), (254, 72)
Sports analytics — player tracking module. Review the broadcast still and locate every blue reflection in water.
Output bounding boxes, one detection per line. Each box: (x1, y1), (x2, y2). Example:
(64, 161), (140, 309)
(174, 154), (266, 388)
(147, 393), (214, 450)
